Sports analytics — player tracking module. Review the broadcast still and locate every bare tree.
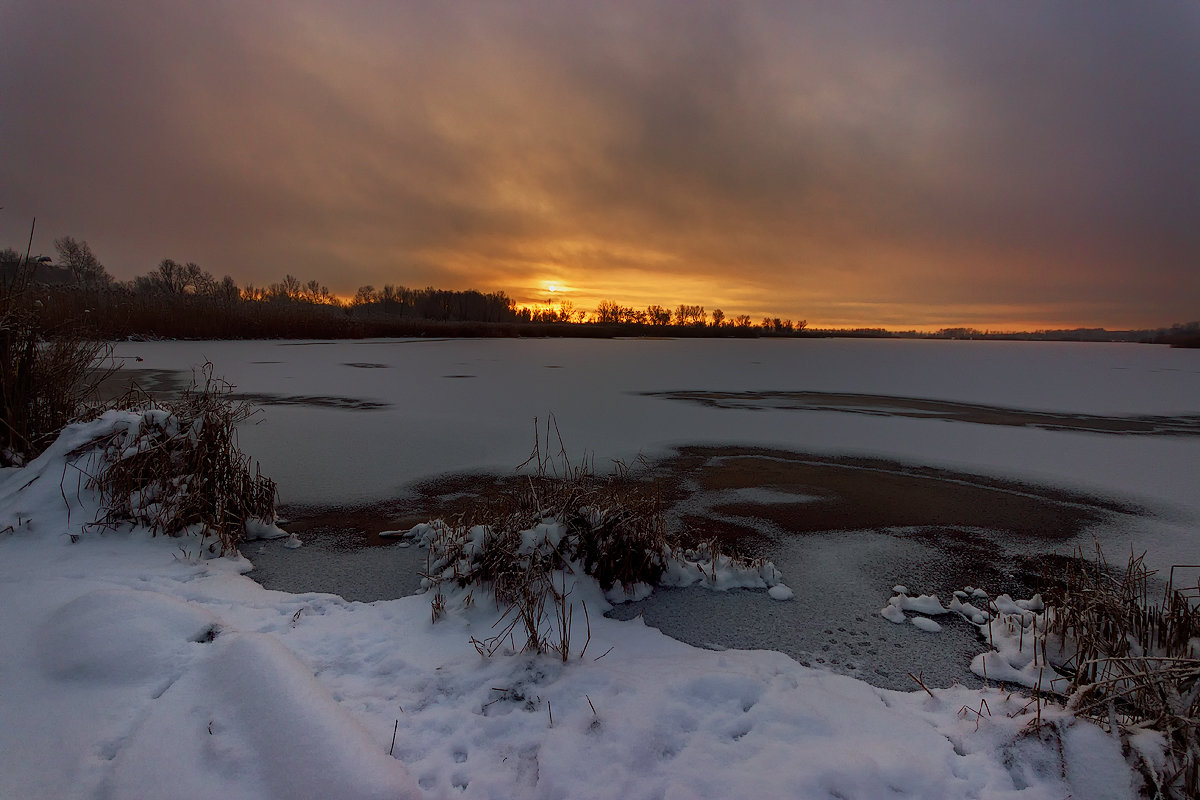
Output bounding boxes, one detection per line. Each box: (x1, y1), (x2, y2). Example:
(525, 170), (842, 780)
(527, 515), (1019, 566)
(595, 300), (622, 323)
(154, 259), (190, 294)
(143, 258), (212, 295)
(558, 299), (579, 323)
(298, 279), (331, 303)
(278, 274), (302, 299)
(215, 275), (239, 303)
(187, 263), (216, 295)
(674, 305), (705, 326)
(646, 305), (671, 326)
(54, 236), (109, 285)
(240, 283), (267, 301)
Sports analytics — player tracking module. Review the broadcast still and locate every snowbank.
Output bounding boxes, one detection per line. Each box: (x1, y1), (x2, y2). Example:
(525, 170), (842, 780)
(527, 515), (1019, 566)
(107, 633), (418, 800)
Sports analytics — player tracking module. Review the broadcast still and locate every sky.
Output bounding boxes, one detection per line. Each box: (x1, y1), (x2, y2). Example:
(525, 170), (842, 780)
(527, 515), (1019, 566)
(2, 1), (1197, 330)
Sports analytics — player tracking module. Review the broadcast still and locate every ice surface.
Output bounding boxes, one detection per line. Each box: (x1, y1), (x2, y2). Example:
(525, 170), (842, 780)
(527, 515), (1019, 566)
(101, 339), (1200, 581)
(612, 531), (997, 690)
(6, 340), (1196, 797)
(248, 532), (426, 602)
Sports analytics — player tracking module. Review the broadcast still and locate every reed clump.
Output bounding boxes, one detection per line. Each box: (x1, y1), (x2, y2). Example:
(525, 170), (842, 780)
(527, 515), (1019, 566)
(413, 419), (757, 660)
(83, 363), (277, 555)
(1, 242), (108, 465)
(1040, 548), (1199, 798)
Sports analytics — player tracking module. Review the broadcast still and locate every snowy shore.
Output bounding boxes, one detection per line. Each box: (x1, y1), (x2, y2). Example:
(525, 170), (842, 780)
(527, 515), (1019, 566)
(0, 414), (1151, 799)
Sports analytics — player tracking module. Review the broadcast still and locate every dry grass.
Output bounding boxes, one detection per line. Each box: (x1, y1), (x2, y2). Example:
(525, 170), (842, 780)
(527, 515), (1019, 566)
(417, 418), (754, 660)
(1036, 548), (1200, 798)
(82, 363), (277, 555)
(1, 246), (110, 465)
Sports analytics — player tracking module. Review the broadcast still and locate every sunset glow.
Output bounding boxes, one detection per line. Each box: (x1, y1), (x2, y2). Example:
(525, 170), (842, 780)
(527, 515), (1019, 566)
(1, 2), (1196, 330)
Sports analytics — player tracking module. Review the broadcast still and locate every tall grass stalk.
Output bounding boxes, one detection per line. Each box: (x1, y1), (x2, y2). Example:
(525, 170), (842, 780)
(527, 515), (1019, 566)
(1, 221), (108, 465)
(1030, 548), (1200, 798)
(83, 363), (277, 554)
(419, 417), (755, 661)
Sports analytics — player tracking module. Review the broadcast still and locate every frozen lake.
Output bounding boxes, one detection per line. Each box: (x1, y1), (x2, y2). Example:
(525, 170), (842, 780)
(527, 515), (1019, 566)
(110, 337), (1200, 513)
(111, 337), (1200, 688)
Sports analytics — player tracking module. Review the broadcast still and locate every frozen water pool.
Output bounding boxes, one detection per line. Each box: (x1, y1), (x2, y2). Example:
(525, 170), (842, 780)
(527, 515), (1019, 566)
(247, 445), (1164, 691)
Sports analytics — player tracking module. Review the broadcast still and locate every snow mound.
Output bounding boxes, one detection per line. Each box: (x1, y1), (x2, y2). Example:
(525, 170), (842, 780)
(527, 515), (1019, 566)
(37, 588), (217, 685)
(949, 594), (990, 625)
(889, 583), (1083, 692)
(880, 587), (950, 623)
(660, 547), (790, 596)
(768, 584), (795, 601)
(107, 633), (419, 800)
(244, 518), (289, 541)
(604, 581), (655, 603)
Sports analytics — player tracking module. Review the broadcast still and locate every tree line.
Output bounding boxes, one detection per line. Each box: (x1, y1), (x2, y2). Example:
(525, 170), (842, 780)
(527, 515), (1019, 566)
(5, 235), (1193, 345)
(1, 236), (810, 339)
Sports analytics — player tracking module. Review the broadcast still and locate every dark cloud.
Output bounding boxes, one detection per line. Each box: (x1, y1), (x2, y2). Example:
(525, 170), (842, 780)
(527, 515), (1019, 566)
(2, 0), (1196, 328)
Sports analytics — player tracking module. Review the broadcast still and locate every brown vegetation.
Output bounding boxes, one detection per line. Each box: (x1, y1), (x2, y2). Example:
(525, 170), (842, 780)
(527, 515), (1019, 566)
(84, 365), (277, 555)
(1042, 550), (1199, 798)
(413, 421), (760, 660)
(0, 225), (108, 465)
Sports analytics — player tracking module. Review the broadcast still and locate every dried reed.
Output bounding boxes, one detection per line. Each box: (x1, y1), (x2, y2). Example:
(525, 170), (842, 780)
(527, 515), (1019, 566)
(82, 363), (277, 554)
(422, 416), (755, 661)
(1, 227), (111, 465)
(1036, 547), (1199, 798)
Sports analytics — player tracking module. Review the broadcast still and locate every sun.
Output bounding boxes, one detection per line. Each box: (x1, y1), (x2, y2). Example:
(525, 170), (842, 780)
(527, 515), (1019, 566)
(546, 283), (559, 294)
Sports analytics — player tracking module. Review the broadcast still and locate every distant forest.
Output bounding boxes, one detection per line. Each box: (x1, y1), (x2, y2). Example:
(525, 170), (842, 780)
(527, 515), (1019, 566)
(3, 236), (1197, 346)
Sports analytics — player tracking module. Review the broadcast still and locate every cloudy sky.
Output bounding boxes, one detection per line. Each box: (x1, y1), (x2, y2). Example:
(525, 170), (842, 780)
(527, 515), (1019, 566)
(2, 1), (1197, 329)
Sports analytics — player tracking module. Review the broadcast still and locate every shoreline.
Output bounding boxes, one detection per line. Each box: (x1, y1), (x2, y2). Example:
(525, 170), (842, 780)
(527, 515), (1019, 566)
(255, 445), (1145, 690)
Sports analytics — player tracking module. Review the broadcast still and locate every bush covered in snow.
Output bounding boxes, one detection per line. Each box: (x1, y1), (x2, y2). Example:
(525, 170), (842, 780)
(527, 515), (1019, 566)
(395, 429), (789, 659)
(80, 365), (278, 554)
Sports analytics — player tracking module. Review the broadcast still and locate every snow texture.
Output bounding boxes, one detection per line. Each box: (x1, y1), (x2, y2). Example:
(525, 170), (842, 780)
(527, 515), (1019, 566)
(0, 414), (1156, 799)
(767, 584), (795, 601)
(880, 588), (953, 626)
